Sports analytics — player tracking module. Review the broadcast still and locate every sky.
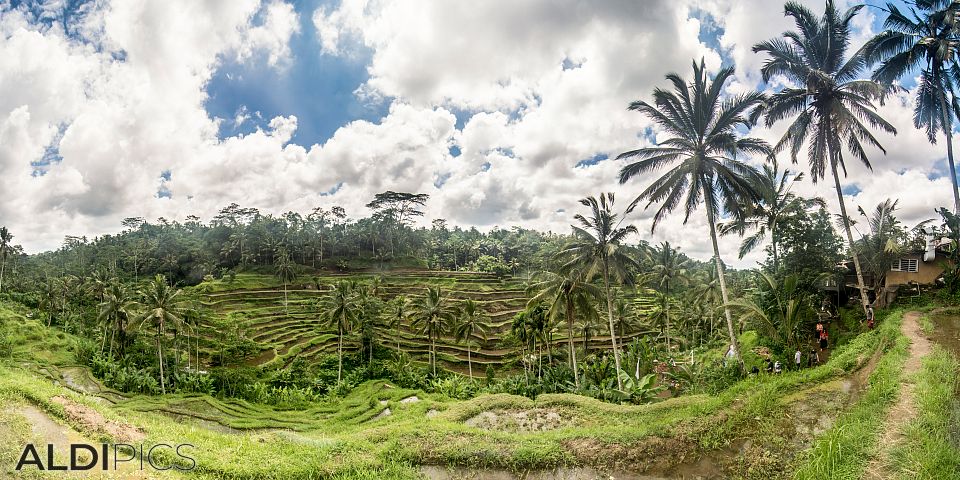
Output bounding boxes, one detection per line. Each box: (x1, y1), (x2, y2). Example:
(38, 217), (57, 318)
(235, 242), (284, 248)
(0, 0), (952, 267)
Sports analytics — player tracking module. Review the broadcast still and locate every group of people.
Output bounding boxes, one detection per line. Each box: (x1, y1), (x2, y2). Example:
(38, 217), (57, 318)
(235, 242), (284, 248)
(734, 304), (878, 376)
(750, 348), (820, 375)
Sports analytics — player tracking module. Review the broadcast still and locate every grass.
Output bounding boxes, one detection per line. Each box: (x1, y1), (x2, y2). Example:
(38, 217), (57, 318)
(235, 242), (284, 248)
(889, 346), (960, 479)
(0, 295), (933, 479)
(792, 310), (910, 480)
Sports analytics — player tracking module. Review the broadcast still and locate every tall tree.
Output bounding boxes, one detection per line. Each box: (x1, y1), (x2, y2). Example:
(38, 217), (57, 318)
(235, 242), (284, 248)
(384, 295), (409, 353)
(527, 266), (601, 387)
(618, 59), (769, 369)
(136, 275), (188, 394)
(720, 160), (825, 271)
(98, 280), (135, 358)
(864, 0), (960, 212)
(366, 191), (430, 256)
(274, 249), (296, 312)
(646, 241), (690, 350)
(0, 227), (12, 293)
(411, 286), (456, 376)
(754, 0), (897, 313)
(454, 299), (488, 378)
(561, 193), (638, 389)
(319, 281), (359, 383)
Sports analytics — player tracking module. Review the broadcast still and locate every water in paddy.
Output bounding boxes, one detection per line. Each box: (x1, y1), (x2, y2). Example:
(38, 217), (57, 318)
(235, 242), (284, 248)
(929, 311), (960, 358)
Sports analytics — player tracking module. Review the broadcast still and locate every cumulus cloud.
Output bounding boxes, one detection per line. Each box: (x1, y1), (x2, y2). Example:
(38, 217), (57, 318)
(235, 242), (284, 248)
(1, 0), (956, 271)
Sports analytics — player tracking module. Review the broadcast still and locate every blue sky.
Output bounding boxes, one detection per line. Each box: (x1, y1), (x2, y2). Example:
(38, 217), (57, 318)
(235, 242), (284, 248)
(204, 0), (389, 146)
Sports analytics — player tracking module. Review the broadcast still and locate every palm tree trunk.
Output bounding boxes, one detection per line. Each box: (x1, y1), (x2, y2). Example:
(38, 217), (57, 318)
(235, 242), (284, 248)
(100, 323), (108, 354)
(431, 336), (437, 376)
(708, 212), (743, 371)
(0, 256), (5, 293)
(468, 346), (473, 378)
(771, 225), (779, 272)
(566, 298), (579, 388)
(941, 94), (960, 214)
(337, 326), (343, 383)
(665, 288), (671, 351)
(108, 324), (116, 359)
(601, 261), (623, 390)
(283, 282), (288, 314)
(830, 157), (870, 313)
(157, 326), (166, 395)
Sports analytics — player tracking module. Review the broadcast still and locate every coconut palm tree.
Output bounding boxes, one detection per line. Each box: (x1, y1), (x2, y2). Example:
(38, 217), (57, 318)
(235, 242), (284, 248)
(526, 266), (601, 387)
(753, 0), (897, 313)
(411, 286), (456, 376)
(560, 193), (639, 389)
(864, 0), (960, 213)
(384, 295), (409, 354)
(726, 272), (814, 351)
(274, 249), (296, 312)
(0, 226), (13, 293)
(98, 281), (136, 358)
(720, 160), (826, 270)
(646, 242), (690, 350)
(319, 280), (359, 383)
(454, 299), (488, 378)
(136, 275), (188, 394)
(617, 59), (769, 369)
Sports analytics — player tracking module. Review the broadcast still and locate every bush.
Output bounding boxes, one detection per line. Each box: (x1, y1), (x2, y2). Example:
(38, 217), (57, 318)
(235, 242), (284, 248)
(72, 338), (98, 366)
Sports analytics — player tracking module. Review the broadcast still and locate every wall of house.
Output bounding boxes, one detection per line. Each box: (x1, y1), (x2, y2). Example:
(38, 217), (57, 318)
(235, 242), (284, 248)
(885, 253), (946, 287)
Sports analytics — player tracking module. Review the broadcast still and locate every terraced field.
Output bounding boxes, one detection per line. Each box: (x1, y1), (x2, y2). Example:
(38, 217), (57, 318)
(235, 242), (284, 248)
(195, 271), (658, 373)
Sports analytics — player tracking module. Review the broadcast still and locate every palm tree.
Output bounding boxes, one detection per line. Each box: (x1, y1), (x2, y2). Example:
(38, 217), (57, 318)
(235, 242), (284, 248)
(526, 266), (601, 387)
(0, 226), (13, 293)
(98, 281), (135, 358)
(864, 0), (960, 213)
(319, 280), (359, 383)
(646, 242), (690, 350)
(384, 295), (409, 354)
(617, 59), (769, 369)
(726, 272), (814, 351)
(511, 311), (533, 382)
(611, 296), (640, 347)
(720, 160), (825, 270)
(274, 249), (296, 312)
(753, 0), (897, 313)
(454, 299), (488, 378)
(411, 286), (456, 376)
(136, 275), (188, 394)
(560, 193), (639, 389)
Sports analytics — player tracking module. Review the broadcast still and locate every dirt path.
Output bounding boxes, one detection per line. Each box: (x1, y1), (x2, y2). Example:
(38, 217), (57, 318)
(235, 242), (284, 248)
(861, 311), (932, 480)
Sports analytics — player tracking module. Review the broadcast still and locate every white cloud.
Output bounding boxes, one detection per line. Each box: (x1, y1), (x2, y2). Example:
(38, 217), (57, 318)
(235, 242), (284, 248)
(2, 0), (957, 272)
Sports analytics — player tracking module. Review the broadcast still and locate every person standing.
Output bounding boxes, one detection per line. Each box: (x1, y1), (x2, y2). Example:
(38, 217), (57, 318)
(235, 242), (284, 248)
(866, 305), (875, 329)
(815, 321), (824, 341)
(794, 349), (802, 370)
(819, 330), (829, 352)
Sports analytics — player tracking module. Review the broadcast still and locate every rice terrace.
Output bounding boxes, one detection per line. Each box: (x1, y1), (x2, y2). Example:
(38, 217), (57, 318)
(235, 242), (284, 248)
(2, 0), (960, 479)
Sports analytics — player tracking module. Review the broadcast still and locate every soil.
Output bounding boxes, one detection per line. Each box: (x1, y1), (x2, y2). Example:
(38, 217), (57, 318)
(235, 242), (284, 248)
(51, 395), (146, 443)
(861, 311), (931, 480)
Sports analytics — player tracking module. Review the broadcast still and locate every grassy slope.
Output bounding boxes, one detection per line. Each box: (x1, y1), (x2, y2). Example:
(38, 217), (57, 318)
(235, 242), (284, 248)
(0, 298), (911, 479)
(792, 311), (910, 479)
(194, 273), (658, 373)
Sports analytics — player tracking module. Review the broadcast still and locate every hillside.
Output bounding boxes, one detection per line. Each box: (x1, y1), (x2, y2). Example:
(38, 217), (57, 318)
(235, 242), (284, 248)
(194, 272), (657, 374)
(4, 298), (957, 479)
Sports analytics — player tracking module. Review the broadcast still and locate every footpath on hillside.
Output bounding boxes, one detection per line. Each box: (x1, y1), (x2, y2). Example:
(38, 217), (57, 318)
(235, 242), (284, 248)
(861, 311), (932, 480)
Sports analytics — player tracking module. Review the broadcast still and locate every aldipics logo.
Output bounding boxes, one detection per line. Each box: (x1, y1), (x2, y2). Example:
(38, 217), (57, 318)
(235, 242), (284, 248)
(15, 443), (196, 472)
